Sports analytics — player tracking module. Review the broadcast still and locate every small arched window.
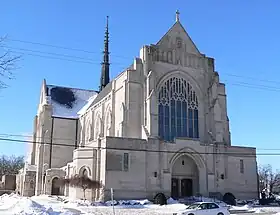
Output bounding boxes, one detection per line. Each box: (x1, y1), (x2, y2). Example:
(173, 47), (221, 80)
(82, 168), (88, 178)
(158, 76), (199, 141)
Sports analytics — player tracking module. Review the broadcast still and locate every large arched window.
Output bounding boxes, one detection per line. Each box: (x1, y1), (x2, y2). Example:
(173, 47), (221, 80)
(158, 76), (199, 141)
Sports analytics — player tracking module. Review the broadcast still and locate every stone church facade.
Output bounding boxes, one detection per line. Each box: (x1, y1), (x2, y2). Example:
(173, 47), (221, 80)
(16, 12), (258, 201)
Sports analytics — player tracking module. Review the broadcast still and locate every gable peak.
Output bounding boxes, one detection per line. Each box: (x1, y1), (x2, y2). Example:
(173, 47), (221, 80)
(156, 11), (200, 55)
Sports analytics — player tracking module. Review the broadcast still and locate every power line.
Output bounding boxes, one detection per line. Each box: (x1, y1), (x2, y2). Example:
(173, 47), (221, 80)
(224, 73), (280, 85)
(5, 46), (100, 63)
(0, 136), (275, 157)
(225, 81), (280, 92)
(11, 51), (98, 65)
(4, 46), (125, 66)
(7, 49), (280, 91)
(6, 38), (280, 87)
(225, 80), (280, 90)
(7, 46), (280, 89)
(7, 38), (131, 60)
(0, 133), (278, 151)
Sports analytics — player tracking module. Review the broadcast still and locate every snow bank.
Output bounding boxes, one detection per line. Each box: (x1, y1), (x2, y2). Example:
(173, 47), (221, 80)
(0, 193), (51, 215)
(230, 204), (252, 211)
(11, 198), (51, 215)
(4, 193), (278, 215)
(105, 199), (151, 206)
(167, 197), (178, 204)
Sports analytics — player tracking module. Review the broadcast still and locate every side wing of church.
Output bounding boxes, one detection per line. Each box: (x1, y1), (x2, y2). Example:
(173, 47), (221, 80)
(17, 12), (258, 201)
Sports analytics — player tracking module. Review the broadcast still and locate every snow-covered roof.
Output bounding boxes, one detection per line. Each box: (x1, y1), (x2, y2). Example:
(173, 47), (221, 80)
(46, 85), (98, 119)
(77, 94), (98, 116)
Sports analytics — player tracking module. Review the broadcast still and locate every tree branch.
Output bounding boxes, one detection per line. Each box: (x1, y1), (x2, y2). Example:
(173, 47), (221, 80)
(258, 164), (280, 193)
(0, 36), (21, 89)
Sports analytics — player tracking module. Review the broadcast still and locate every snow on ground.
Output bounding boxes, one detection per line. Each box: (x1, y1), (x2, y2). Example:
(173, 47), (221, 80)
(0, 194), (186, 215)
(1, 193), (280, 214)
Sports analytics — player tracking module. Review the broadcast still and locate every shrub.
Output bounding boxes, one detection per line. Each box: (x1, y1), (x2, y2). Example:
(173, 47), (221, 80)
(60, 174), (102, 200)
(154, 193), (167, 205)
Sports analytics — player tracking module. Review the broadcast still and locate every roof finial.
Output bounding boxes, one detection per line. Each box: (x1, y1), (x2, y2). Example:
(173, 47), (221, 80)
(106, 15), (109, 30)
(176, 10), (180, 22)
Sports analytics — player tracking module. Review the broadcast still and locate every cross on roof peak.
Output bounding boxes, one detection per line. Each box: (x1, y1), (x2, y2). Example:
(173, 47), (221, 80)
(176, 10), (180, 22)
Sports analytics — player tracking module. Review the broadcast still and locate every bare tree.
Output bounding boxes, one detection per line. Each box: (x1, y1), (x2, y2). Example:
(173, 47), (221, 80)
(258, 164), (280, 193)
(0, 155), (25, 177)
(60, 174), (102, 200)
(0, 36), (20, 89)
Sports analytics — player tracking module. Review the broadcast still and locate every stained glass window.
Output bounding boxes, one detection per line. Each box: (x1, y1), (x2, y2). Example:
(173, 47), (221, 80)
(158, 77), (199, 141)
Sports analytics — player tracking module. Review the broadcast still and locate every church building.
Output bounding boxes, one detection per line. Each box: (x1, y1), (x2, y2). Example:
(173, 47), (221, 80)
(16, 12), (258, 201)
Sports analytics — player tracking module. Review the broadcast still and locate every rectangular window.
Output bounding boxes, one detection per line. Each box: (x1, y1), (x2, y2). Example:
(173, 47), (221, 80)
(240, 159), (244, 174)
(123, 153), (129, 171)
(106, 152), (123, 171)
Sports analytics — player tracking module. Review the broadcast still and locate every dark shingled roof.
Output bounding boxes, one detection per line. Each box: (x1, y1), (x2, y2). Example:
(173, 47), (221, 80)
(89, 63), (134, 108)
(91, 81), (112, 106)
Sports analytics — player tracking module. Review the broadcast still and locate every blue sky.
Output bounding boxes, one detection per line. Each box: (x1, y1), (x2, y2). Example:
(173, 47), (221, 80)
(1, 0), (280, 168)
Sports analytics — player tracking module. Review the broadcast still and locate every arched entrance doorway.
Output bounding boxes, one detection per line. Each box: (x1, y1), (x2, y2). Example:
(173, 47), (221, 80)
(51, 177), (60, 195)
(171, 155), (199, 199)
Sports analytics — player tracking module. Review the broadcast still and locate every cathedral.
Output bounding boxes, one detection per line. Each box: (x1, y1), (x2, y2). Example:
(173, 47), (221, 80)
(16, 12), (258, 201)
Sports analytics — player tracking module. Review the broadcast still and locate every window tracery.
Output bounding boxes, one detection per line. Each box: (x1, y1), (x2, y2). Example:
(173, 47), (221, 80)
(158, 76), (199, 141)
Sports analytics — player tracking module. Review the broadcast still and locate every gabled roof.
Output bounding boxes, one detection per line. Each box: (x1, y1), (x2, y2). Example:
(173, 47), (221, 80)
(84, 63), (134, 112)
(156, 19), (201, 55)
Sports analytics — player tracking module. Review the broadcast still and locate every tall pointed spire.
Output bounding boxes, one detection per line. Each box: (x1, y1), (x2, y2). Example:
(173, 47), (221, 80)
(99, 16), (110, 92)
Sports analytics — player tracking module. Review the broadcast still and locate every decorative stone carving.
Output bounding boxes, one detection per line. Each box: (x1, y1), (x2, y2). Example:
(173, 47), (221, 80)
(176, 37), (182, 49)
(147, 44), (203, 69)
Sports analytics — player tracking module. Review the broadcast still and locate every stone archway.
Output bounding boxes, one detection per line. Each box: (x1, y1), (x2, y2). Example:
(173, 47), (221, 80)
(171, 155), (199, 199)
(51, 177), (60, 195)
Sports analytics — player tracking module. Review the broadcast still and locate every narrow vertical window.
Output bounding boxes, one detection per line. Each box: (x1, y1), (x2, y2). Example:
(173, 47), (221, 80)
(188, 109), (193, 138)
(240, 159), (244, 174)
(182, 101), (188, 137)
(123, 153), (129, 171)
(194, 109), (199, 138)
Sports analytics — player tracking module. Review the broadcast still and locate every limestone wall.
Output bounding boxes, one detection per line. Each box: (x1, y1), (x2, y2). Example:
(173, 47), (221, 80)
(101, 136), (257, 201)
(51, 117), (77, 168)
